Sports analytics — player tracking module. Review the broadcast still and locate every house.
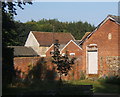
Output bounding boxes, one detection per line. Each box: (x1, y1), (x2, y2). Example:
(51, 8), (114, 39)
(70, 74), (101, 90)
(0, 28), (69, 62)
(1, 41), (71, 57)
(45, 40), (83, 80)
(25, 31), (75, 57)
(61, 40), (82, 57)
(46, 44), (66, 57)
(46, 40), (82, 57)
(79, 15), (120, 78)
(10, 15), (120, 80)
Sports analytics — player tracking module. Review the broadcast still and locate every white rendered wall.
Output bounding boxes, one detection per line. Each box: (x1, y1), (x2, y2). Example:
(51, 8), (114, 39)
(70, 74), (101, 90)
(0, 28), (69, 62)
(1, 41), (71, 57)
(25, 31), (39, 47)
(25, 31), (40, 55)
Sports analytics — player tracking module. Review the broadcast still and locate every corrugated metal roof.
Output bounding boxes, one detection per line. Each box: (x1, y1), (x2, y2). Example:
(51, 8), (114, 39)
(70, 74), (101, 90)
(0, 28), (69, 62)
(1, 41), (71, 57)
(8, 46), (39, 57)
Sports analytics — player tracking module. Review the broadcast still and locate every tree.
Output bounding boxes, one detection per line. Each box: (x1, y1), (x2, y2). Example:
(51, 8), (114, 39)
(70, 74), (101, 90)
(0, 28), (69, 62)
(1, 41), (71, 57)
(2, 0), (32, 87)
(2, 1), (32, 17)
(2, 47), (16, 86)
(2, 1), (32, 46)
(51, 40), (76, 82)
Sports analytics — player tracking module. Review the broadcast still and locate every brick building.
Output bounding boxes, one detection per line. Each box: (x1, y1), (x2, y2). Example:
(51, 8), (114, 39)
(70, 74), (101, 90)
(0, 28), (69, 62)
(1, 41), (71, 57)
(45, 40), (83, 80)
(79, 15), (120, 78)
(25, 31), (75, 57)
(9, 15), (120, 80)
(46, 40), (82, 57)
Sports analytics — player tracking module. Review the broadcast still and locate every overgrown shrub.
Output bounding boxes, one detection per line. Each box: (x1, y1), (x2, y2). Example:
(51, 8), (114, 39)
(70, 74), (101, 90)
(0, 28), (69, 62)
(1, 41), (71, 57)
(80, 71), (86, 80)
(98, 75), (120, 85)
(105, 76), (120, 85)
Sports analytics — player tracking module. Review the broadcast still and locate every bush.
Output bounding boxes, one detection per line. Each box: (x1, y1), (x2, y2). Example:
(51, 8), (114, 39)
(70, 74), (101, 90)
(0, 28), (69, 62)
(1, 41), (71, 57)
(105, 76), (120, 85)
(80, 71), (86, 80)
(98, 75), (120, 85)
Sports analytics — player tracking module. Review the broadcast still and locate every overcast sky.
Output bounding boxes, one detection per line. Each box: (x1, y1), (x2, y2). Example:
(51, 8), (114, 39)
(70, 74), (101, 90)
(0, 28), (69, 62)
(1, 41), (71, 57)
(14, 2), (118, 26)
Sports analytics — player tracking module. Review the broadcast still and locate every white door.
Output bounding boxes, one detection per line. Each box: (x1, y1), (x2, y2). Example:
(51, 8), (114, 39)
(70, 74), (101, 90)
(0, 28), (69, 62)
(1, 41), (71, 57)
(87, 50), (98, 74)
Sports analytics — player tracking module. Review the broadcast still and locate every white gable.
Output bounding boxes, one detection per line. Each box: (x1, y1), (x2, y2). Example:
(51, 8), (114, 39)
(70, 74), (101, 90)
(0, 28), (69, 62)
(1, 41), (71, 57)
(24, 31), (41, 55)
(25, 31), (40, 47)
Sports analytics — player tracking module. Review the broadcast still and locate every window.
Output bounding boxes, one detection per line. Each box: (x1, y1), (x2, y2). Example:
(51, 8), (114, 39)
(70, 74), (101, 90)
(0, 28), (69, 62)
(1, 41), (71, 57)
(108, 33), (112, 40)
(62, 53), (65, 56)
(70, 53), (75, 56)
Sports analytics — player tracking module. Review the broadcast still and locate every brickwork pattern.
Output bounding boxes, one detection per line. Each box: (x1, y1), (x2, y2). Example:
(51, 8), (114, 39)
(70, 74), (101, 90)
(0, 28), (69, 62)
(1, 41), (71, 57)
(82, 19), (120, 77)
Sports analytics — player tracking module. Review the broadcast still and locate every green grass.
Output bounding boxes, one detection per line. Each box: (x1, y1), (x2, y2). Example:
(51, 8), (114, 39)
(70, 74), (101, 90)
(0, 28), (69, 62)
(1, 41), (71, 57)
(67, 79), (119, 93)
(3, 79), (119, 95)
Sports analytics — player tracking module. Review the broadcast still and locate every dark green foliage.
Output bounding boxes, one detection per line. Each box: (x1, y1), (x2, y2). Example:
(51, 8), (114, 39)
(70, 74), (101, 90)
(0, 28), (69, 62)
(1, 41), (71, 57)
(2, 1), (32, 17)
(3, 18), (95, 46)
(2, 12), (26, 46)
(2, 1), (95, 46)
(2, 1), (32, 46)
(24, 19), (95, 40)
(10, 19), (94, 46)
(2, 47), (16, 86)
(2, 0), (32, 87)
(99, 76), (120, 85)
(51, 40), (76, 81)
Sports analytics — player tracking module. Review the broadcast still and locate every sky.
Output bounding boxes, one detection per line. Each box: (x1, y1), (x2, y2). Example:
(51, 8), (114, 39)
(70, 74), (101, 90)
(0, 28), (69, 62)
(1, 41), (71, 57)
(14, 2), (119, 26)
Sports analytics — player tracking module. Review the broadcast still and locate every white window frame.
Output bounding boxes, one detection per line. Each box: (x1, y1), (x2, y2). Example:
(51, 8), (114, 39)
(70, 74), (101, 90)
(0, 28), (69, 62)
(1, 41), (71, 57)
(70, 53), (75, 56)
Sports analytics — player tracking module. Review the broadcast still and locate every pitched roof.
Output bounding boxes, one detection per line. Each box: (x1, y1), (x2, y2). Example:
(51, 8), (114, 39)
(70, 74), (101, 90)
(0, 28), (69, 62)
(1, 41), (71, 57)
(8, 46), (39, 57)
(61, 40), (82, 52)
(74, 40), (82, 45)
(45, 43), (66, 54)
(108, 15), (120, 24)
(79, 15), (120, 45)
(80, 32), (91, 41)
(32, 31), (75, 46)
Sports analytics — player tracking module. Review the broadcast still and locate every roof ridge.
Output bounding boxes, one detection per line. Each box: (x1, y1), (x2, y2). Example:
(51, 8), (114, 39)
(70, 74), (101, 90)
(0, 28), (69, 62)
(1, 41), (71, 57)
(107, 15), (120, 24)
(31, 31), (72, 34)
(79, 14), (120, 45)
(30, 31), (75, 46)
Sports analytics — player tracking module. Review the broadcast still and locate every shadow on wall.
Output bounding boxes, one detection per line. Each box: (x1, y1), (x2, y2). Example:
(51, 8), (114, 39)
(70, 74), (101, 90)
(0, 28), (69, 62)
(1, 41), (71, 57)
(3, 55), (94, 96)
(26, 57), (57, 82)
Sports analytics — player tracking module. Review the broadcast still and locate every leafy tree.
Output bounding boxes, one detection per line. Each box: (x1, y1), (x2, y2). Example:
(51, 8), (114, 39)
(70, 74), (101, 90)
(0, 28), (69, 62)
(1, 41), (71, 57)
(51, 40), (76, 82)
(2, 0), (32, 87)
(2, 47), (16, 86)
(2, 1), (32, 46)
(2, 1), (32, 17)
(2, 1), (95, 46)
(20, 19), (95, 46)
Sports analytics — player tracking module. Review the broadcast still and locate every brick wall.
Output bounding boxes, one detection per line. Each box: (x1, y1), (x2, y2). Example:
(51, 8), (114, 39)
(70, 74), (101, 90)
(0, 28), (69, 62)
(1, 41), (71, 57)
(45, 41), (84, 80)
(61, 41), (82, 57)
(82, 19), (120, 77)
(46, 45), (54, 57)
(14, 56), (83, 80)
(14, 57), (40, 78)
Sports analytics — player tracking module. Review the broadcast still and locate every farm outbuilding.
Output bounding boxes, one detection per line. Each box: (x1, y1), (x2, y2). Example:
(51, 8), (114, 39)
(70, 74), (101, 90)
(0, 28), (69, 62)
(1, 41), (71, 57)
(9, 15), (120, 80)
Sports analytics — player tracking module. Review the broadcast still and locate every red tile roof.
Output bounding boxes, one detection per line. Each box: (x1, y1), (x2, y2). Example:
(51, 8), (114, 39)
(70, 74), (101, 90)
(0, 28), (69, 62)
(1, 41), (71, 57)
(32, 31), (75, 46)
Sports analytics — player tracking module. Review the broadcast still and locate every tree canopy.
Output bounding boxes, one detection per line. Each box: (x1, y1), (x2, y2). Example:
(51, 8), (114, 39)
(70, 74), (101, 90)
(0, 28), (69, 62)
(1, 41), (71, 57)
(2, 1), (32, 46)
(2, 1), (95, 46)
(10, 19), (95, 46)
